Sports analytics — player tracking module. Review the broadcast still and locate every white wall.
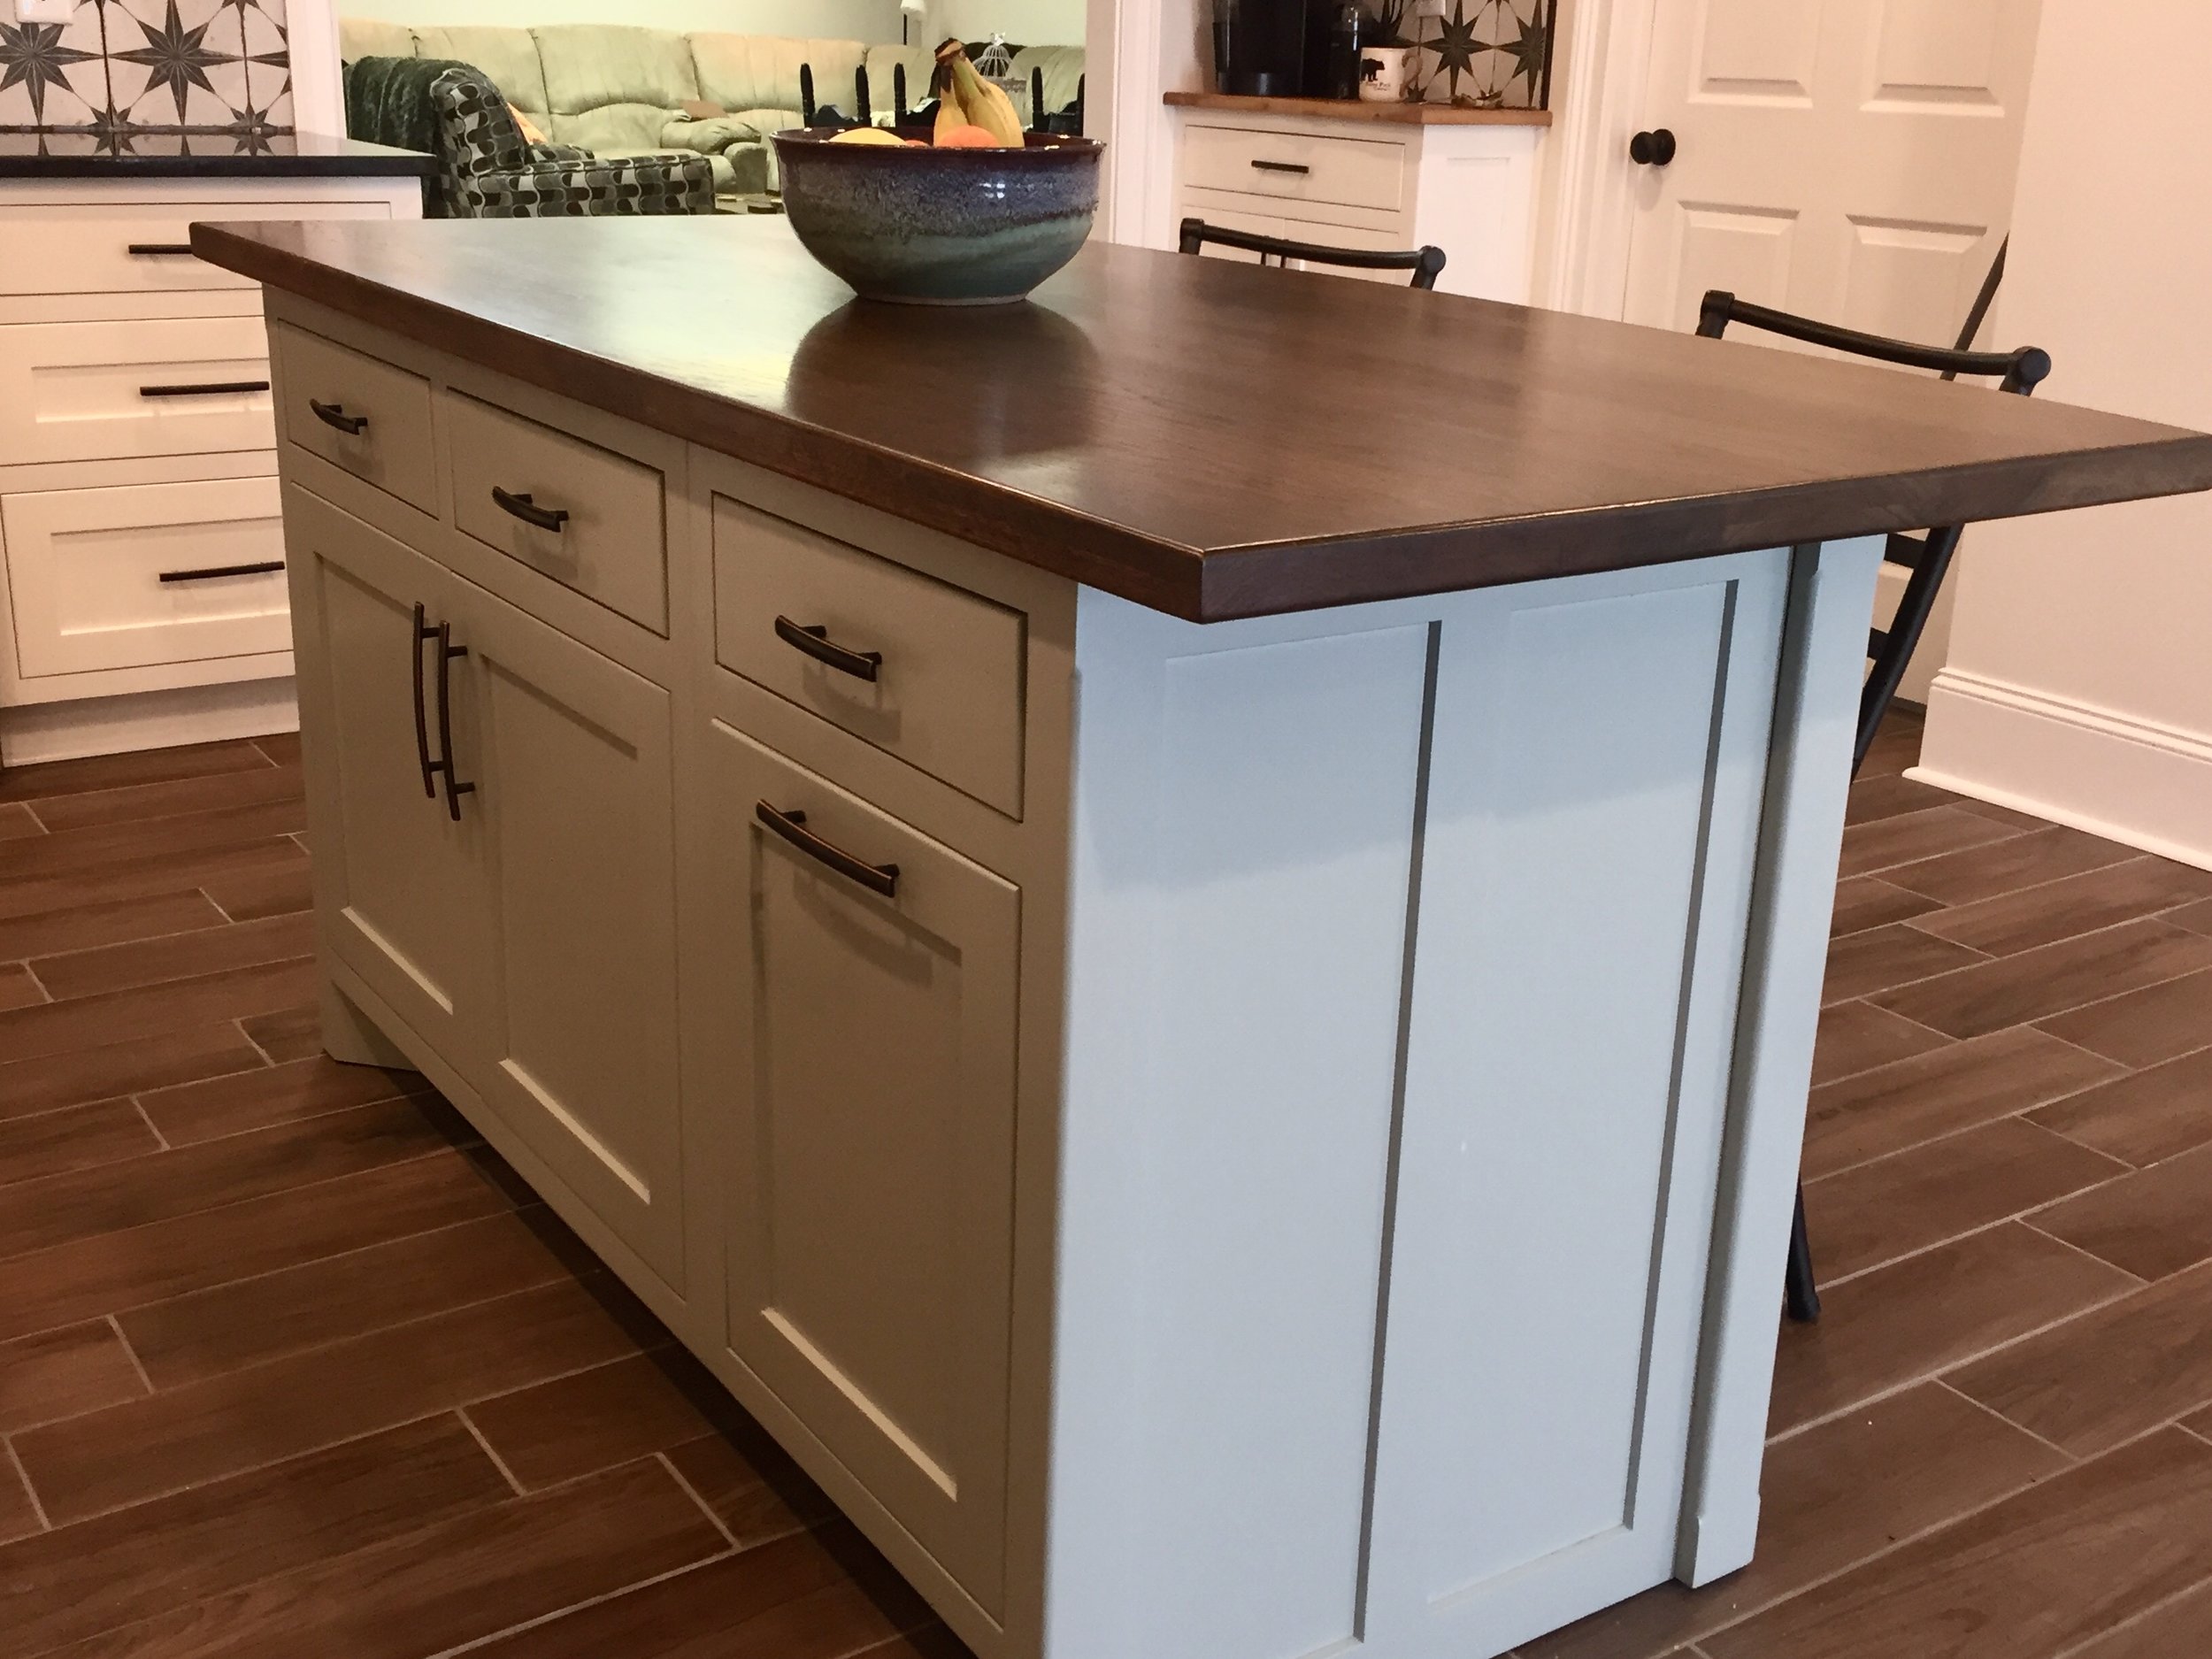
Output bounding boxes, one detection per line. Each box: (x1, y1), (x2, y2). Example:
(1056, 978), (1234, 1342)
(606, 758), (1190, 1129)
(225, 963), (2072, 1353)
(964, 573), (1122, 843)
(336, 0), (909, 39)
(1916, 0), (2212, 869)
(937, 0), (1086, 43)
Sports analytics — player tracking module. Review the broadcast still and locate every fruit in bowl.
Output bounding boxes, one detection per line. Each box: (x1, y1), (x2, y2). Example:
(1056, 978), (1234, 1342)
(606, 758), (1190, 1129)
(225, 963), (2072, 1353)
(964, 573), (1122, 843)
(772, 41), (1103, 306)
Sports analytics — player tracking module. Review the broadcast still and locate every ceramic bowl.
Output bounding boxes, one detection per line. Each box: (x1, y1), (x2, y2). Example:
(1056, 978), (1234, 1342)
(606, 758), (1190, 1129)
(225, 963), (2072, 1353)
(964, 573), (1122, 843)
(771, 129), (1103, 305)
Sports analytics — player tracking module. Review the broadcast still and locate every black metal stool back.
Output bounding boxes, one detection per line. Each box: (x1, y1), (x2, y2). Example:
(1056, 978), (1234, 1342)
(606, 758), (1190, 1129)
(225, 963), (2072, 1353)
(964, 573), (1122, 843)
(1694, 250), (2053, 1324)
(1179, 217), (1447, 289)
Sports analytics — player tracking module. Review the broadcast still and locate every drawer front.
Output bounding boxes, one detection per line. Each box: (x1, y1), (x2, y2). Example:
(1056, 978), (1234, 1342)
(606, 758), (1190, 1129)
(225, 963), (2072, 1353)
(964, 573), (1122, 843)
(1184, 123), (1406, 212)
(445, 391), (669, 635)
(0, 317), (273, 465)
(3, 477), (290, 678)
(277, 326), (437, 515)
(0, 200), (397, 298)
(713, 496), (1026, 818)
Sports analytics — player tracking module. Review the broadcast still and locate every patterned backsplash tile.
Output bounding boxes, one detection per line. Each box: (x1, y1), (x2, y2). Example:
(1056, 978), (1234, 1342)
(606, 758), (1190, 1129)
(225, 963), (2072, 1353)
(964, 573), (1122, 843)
(0, 0), (291, 134)
(1406, 0), (1555, 111)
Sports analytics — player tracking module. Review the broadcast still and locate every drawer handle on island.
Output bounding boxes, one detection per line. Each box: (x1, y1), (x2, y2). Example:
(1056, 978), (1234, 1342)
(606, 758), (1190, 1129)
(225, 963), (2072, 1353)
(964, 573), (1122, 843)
(310, 398), (370, 435)
(158, 560), (284, 584)
(411, 603), (442, 799)
(434, 621), (477, 821)
(773, 616), (883, 682)
(491, 487), (570, 532)
(755, 803), (900, 898)
(139, 380), (272, 399)
(1250, 159), (1310, 174)
(126, 243), (198, 257)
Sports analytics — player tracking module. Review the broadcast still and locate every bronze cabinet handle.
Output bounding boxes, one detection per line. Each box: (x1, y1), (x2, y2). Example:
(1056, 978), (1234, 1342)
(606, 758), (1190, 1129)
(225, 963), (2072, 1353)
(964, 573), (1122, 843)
(491, 487), (569, 532)
(755, 802), (899, 898)
(139, 380), (270, 397)
(1250, 159), (1310, 174)
(434, 621), (476, 821)
(773, 616), (882, 682)
(310, 398), (368, 434)
(158, 560), (284, 583)
(411, 603), (440, 799)
(126, 242), (197, 256)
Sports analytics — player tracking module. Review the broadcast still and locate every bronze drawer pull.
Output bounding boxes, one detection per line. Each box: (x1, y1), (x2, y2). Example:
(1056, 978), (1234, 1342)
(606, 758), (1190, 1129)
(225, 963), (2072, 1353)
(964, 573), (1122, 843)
(773, 616), (882, 682)
(126, 242), (197, 257)
(755, 802), (899, 898)
(491, 487), (569, 531)
(1250, 159), (1310, 174)
(411, 603), (440, 799)
(139, 380), (270, 398)
(158, 560), (284, 584)
(434, 621), (476, 821)
(310, 398), (369, 434)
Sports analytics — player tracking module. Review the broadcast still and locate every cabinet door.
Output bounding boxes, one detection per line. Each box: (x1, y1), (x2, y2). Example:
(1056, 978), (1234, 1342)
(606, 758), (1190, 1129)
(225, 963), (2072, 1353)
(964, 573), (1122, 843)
(284, 484), (488, 1058)
(444, 578), (686, 1292)
(705, 723), (1019, 1616)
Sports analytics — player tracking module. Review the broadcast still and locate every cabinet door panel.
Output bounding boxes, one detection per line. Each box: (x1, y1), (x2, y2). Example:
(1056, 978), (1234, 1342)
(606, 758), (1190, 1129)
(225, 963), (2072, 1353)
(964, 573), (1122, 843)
(284, 485), (485, 1056)
(449, 580), (685, 1291)
(707, 721), (1018, 1616)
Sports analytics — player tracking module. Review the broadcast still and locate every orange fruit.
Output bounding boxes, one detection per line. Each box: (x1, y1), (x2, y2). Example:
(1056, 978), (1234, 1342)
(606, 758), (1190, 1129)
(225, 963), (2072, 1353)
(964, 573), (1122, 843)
(935, 125), (1002, 149)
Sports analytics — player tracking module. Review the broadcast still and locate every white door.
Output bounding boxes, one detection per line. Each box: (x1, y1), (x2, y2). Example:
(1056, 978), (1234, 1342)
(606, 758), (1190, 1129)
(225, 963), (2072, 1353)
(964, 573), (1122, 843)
(1623, 0), (2046, 345)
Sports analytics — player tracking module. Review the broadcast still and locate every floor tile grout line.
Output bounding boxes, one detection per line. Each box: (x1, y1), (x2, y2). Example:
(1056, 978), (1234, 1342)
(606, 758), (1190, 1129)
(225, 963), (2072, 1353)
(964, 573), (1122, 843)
(0, 1055), (273, 1135)
(1821, 937), (2001, 1010)
(457, 1407), (530, 1499)
(22, 937), (318, 1012)
(1811, 1178), (2147, 1297)
(1, 1433), (51, 1532)
(2034, 1018), (2212, 1078)
(1932, 1375), (2079, 1463)
(132, 1099), (172, 1152)
(230, 1014), (277, 1068)
(657, 1447), (741, 1550)
(10, 911), (261, 980)
(1887, 851), (2175, 933)
(1804, 1071), (2138, 1185)
(105, 1314), (158, 1400)
(134, 1082), (436, 1155)
(422, 1547), (743, 1659)
(1863, 922), (2212, 1041)
(2012, 1212), (2174, 1284)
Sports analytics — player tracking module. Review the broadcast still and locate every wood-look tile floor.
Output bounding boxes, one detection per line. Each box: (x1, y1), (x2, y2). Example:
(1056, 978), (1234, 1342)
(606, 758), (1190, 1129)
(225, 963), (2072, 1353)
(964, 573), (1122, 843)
(5, 714), (2212, 1659)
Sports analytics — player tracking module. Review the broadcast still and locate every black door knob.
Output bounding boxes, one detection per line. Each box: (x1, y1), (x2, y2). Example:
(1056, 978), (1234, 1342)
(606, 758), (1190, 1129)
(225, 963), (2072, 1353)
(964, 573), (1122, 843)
(1630, 128), (1678, 166)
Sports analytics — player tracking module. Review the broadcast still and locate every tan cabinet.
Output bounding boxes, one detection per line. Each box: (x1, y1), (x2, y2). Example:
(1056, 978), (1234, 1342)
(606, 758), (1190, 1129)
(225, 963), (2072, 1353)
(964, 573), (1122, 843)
(703, 720), (1021, 1617)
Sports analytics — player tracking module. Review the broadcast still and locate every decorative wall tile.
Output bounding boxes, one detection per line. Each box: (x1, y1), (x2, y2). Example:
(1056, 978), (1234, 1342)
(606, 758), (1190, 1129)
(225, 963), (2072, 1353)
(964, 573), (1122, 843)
(1408, 0), (1554, 111)
(238, 0), (289, 131)
(106, 0), (249, 128)
(0, 3), (110, 130)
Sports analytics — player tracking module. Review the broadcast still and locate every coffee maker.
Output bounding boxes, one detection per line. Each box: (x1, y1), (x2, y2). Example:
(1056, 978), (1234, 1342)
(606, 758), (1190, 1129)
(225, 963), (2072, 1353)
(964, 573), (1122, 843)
(1212, 0), (1325, 98)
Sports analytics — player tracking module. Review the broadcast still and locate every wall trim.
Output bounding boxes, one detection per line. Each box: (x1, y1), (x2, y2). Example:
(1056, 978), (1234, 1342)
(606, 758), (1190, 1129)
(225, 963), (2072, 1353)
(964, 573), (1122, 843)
(1914, 666), (2212, 872)
(0, 678), (298, 767)
(1536, 0), (1659, 316)
(288, 0), (345, 140)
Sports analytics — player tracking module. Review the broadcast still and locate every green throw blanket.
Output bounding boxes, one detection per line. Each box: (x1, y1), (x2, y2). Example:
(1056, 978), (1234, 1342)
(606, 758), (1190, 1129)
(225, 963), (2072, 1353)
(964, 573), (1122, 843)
(344, 55), (479, 164)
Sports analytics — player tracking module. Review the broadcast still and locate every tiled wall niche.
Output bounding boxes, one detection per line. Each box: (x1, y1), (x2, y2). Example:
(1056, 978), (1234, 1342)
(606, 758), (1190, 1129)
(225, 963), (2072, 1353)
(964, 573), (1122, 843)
(0, 0), (293, 134)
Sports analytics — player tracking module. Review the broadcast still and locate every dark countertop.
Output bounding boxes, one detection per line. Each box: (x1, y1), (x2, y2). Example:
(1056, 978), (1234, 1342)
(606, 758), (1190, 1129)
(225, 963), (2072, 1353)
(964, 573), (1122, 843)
(0, 132), (434, 179)
(194, 216), (2212, 622)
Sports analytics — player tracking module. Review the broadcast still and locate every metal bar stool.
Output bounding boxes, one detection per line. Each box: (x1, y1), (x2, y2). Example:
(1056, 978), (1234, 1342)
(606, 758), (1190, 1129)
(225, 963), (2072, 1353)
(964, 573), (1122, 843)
(1178, 217), (1448, 290)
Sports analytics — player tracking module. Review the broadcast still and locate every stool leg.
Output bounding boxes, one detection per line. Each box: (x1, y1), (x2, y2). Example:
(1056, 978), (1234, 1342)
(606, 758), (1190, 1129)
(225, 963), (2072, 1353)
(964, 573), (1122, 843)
(1786, 1183), (1821, 1323)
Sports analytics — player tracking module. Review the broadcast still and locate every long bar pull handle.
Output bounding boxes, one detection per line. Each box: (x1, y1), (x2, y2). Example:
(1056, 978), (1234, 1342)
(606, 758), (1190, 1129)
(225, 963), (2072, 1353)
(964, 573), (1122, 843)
(772, 616), (882, 682)
(127, 242), (198, 256)
(139, 380), (271, 398)
(310, 398), (369, 434)
(158, 560), (284, 584)
(491, 488), (569, 532)
(434, 622), (476, 821)
(755, 803), (899, 898)
(1250, 159), (1310, 174)
(411, 603), (440, 799)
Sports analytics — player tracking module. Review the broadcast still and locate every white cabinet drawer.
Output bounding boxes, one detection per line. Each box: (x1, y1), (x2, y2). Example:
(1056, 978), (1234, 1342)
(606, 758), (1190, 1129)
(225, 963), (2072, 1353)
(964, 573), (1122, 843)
(444, 390), (669, 635)
(3, 477), (290, 678)
(0, 317), (273, 465)
(276, 325), (437, 516)
(713, 495), (1026, 818)
(1184, 122), (1407, 212)
(0, 200), (396, 298)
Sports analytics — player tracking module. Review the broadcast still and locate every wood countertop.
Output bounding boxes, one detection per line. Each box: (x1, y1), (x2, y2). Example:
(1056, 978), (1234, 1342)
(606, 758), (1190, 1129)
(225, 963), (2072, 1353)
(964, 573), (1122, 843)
(1164, 90), (1554, 126)
(195, 217), (2212, 623)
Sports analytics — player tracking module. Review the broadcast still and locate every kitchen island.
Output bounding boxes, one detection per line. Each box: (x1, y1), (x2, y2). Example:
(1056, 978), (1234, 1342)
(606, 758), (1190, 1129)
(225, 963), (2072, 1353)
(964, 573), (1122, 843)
(195, 217), (2212, 1659)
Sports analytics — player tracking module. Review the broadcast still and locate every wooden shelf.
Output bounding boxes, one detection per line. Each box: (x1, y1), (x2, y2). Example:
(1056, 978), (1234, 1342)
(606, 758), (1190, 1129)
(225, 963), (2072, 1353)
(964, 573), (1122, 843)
(1164, 90), (1554, 127)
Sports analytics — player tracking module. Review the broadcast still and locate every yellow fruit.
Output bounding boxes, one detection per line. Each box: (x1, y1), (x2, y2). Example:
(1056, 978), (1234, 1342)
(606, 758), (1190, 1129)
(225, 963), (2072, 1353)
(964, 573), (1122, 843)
(935, 125), (1000, 148)
(828, 127), (903, 146)
(937, 45), (1025, 147)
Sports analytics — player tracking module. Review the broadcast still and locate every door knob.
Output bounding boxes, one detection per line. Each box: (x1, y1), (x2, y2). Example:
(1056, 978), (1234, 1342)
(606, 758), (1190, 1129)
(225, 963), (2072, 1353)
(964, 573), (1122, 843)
(1629, 128), (1678, 166)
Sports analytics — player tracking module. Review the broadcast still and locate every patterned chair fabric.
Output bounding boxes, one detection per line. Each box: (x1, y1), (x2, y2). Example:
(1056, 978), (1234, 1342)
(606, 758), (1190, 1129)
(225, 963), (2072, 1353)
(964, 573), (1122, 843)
(430, 66), (717, 219)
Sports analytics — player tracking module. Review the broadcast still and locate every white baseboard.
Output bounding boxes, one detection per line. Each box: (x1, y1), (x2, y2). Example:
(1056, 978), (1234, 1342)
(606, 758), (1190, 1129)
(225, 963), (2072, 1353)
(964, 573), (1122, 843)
(1915, 667), (2212, 872)
(0, 678), (298, 767)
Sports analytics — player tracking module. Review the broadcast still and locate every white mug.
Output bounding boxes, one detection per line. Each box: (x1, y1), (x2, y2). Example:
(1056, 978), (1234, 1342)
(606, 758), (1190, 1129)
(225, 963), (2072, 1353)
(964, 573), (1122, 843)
(1358, 45), (1411, 103)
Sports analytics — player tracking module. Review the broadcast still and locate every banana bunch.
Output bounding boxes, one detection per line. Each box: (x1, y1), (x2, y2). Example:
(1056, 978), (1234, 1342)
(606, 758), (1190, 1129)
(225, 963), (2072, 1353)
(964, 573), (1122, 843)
(933, 40), (1025, 147)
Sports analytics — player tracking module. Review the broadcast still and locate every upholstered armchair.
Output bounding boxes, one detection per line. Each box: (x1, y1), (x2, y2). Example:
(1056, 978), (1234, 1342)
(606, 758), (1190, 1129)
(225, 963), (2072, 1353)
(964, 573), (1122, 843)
(430, 66), (717, 218)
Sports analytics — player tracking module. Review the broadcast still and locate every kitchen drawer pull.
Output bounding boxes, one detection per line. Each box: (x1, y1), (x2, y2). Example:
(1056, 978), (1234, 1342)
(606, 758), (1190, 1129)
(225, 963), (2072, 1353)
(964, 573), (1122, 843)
(411, 603), (440, 799)
(158, 560), (284, 584)
(126, 242), (198, 257)
(309, 398), (369, 435)
(139, 380), (271, 398)
(434, 621), (476, 820)
(491, 487), (569, 532)
(1250, 159), (1310, 174)
(755, 802), (900, 898)
(773, 616), (882, 682)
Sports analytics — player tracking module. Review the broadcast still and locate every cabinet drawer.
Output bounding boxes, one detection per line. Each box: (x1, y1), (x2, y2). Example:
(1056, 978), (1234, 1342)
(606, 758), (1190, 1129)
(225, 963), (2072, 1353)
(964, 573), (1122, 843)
(1184, 123), (1406, 212)
(444, 391), (669, 635)
(0, 317), (273, 465)
(0, 200), (396, 298)
(3, 477), (290, 678)
(277, 326), (436, 515)
(713, 496), (1026, 818)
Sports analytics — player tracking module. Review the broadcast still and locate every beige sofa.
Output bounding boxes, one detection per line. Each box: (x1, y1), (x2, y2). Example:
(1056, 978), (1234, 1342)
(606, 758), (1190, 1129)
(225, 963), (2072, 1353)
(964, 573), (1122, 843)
(340, 21), (1084, 196)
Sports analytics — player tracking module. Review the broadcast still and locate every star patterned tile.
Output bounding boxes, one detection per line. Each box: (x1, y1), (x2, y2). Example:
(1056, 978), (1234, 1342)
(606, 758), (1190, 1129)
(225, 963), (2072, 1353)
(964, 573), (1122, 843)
(0, 2), (110, 129)
(105, 0), (249, 129)
(237, 0), (290, 132)
(1408, 0), (1554, 110)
